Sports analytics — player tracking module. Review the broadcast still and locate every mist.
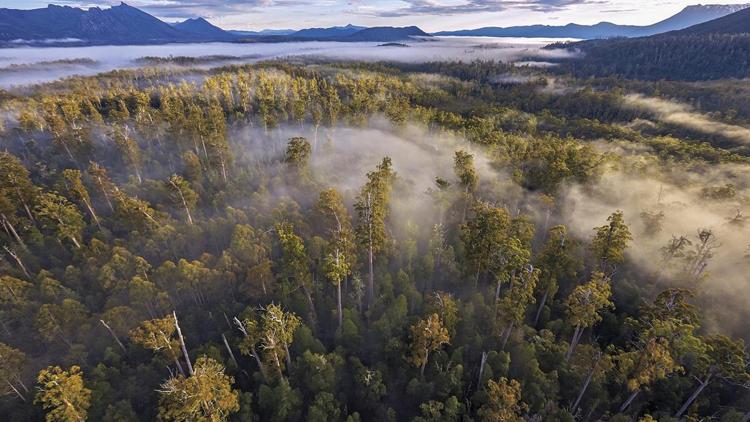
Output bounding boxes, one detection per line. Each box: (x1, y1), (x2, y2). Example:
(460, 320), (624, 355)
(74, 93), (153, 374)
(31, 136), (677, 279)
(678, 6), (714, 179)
(560, 142), (750, 338)
(0, 37), (577, 88)
(623, 94), (750, 145)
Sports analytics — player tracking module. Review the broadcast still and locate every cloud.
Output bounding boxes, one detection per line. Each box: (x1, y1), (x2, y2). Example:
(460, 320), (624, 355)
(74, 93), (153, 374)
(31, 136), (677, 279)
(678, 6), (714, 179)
(376, 0), (601, 17)
(49, 0), (301, 19)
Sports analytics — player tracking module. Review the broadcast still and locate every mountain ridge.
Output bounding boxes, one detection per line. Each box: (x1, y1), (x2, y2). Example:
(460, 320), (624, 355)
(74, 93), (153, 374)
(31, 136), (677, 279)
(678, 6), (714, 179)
(434, 4), (750, 39)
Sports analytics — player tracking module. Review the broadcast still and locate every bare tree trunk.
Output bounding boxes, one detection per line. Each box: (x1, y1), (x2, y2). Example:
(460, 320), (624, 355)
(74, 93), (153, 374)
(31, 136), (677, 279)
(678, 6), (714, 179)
(533, 288), (549, 327)
(99, 320), (126, 353)
(619, 389), (640, 413)
(302, 284), (318, 330)
(3, 246), (30, 278)
(1, 214), (27, 250)
(172, 357), (185, 377)
(5, 379), (25, 402)
(572, 352), (601, 412)
(221, 333), (238, 367)
(169, 179), (193, 225)
(283, 343), (292, 370)
(477, 351), (487, 391)
(173, 312), (194, 376)
(675, 373), (713, 419)
(420, 350), (429, 376)
(566, 324), (583, 361)
(500, 322), (514, 350)
(367, 243), (374, 310)
(337, 281), (343, 330)
(82, 199), (102, 230)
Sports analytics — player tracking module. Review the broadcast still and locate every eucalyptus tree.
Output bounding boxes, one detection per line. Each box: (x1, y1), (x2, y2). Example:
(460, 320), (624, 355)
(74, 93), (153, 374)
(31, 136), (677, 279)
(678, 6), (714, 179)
(354, 157), (395, 309)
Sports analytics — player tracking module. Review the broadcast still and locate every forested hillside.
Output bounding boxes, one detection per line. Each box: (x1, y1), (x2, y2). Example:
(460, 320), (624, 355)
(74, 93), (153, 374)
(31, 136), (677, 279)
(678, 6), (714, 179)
(0, 59), (748, 421)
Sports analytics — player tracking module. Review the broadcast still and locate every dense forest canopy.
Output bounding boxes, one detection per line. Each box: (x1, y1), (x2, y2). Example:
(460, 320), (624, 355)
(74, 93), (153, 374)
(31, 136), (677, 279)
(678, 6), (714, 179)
(0, 57), (748, 421)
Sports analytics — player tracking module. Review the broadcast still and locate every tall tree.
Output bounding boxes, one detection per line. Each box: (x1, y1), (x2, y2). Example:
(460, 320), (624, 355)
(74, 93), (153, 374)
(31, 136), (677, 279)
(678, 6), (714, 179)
(315, 188), (355, 329)
(564, 272), (614, 361)
(590, 211), (632, 272)
(354, 157), (395, 309)
(35, 192), (85, 249)
(454, 150), (478, 222)
(408, 313), (450, 376)
(674, 335), (749, 419)
(35, 365), (91, 422)
(158, 356), (240, 421)
(0, 342), (29, 402)
(478, 377), (527, 422)
(60, 169), (101, 230)
(276, 222), (317, 327)
(165, 174), (198, 225)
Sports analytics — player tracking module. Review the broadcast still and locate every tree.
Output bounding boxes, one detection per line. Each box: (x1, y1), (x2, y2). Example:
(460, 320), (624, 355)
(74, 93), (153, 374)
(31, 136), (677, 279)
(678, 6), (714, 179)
(316, 188), (355, 330)
(236, 304), (301, 379)
(61, 169), (101, 230)
(324, 248), (350, 331)
(165, 174), (198, 225)
(35, 365), (91, 422)
(408, 313), (450, 376)
(0, 151), (37, 223)
(130, 314), (190, 376)
(496, 265), (538, 349)
(35, 192), (85, 248)
(227, 224), (274, 297)
(354, 157), (395, 309)
(276, 222), (317, 327)
(158, 356), (240, 422)
(616, 336), (681, 412)
(114, 129), (143, 183)
(674, 335), (749, 419)
(454, 150), (478, 222)
(478, 377), (527, 422)
(590, 211), (632, 272)
(564, 272), (614, 361)
(461, 201), (510, 286)
(533, 225), (581, 326)
(0, 342), (29, 402)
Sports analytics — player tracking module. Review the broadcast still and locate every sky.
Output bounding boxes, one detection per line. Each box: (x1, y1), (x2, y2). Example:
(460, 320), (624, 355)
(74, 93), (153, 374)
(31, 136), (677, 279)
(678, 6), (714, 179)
(0, 0), (747, 31)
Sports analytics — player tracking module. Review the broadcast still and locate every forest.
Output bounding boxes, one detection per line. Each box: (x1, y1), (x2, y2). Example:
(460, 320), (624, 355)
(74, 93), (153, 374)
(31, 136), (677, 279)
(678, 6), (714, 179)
(549, 34), (750, 81)
(0, 58), (748, 421)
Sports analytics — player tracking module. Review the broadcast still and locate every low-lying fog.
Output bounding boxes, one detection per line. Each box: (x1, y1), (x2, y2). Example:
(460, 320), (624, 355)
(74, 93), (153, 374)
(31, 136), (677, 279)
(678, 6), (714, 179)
(0, 36), (577, 88)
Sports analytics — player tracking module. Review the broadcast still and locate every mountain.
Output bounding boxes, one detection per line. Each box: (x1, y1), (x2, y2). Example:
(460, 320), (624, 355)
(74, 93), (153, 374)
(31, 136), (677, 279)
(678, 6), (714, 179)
(549, 7), (750, 80)
(631, 3), (750, 36)
(0, 2), (189, 44)
(229, 29), (295, 37)
(173, 17), (236, 41)
(343, 26), (430, 42)
(292, 24), (366, 38)
(435, 22), (638, 39)
(235, 25), (431, 43)
(434, 4), (750, 39)
(668, 6), (750, 35)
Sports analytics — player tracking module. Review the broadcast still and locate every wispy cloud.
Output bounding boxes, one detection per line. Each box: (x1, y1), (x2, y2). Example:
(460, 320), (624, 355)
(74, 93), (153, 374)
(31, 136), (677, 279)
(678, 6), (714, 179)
(375, 0), (602, 17)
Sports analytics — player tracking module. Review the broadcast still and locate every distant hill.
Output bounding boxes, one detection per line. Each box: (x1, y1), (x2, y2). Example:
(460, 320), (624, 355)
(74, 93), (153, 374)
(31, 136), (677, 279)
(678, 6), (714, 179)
(228, 29), (295, 37)
(343, 26), (430, 42)
(236, 26), (432, 43)
(435, 22), (639, 39)
(0, 2), (189, 44)
(434, 4), (750, 39)
(173, 17), (236, 41)
(549, 7), (750, 80)
(668, 6), (750, 35)
(292, 24), (365, 39)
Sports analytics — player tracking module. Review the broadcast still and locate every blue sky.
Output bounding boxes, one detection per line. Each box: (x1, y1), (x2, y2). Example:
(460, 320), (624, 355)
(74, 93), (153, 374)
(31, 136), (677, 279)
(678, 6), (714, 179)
(0, 1), (744, 31)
